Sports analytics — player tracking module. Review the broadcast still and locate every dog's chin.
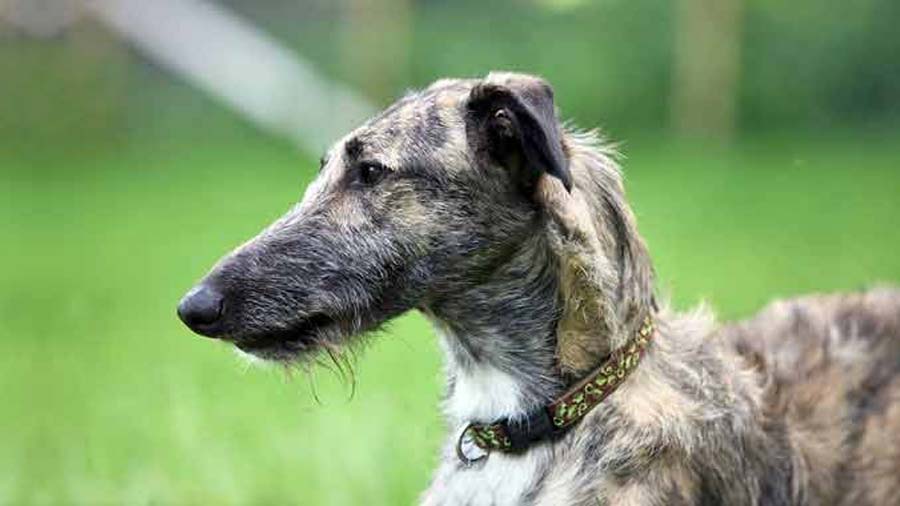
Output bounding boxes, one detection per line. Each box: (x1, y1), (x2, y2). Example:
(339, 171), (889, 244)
(230, 314), (337, 363)
(233, 339), (308, 362)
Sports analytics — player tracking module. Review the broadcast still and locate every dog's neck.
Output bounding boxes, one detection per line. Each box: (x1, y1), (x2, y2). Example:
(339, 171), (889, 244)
(423, 237), (561, 423)
(419, 238), (769, 504)
(422, 235), (636, 425)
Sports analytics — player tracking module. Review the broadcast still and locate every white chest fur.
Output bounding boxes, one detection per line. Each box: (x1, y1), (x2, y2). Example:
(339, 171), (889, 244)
(421, 323), (576, 505)
(425, 354), (552, 505)
(445, 363), (525, 423)
(424, 449), (547, 506)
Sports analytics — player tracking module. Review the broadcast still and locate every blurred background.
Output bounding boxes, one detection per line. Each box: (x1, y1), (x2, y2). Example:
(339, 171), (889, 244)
(1, 0), (898, 503)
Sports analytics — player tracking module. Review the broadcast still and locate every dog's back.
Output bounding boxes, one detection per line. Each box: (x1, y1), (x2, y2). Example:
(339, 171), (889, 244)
(726, 287), (900, 505)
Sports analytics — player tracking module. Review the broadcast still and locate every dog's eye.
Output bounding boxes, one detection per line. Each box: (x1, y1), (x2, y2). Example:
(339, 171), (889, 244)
(357, 162), (387, 186)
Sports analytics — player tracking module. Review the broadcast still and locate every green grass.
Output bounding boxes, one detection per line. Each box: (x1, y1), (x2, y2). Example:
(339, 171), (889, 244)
(1, 133), (898, 505)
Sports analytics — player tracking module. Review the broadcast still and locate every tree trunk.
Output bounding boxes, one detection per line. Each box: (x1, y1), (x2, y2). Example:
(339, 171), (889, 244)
(340, 0), (412, 104)
(671, 0), (743, 140)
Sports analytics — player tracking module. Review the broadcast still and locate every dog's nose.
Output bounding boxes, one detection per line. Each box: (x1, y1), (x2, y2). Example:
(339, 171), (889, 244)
(177, 284), (224, 336)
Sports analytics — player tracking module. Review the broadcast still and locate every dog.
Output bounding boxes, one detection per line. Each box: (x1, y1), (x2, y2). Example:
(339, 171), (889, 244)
(177, 72), (900, 505)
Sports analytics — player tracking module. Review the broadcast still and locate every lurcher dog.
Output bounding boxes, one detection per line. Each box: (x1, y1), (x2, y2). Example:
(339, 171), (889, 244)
(178, 72), (900, 505)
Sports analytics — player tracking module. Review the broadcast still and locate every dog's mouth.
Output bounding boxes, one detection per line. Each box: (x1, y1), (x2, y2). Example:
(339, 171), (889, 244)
(231, 313), (338, 361)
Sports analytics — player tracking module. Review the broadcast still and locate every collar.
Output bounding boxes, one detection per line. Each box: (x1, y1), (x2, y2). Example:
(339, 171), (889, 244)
(456, 316), (655, 464)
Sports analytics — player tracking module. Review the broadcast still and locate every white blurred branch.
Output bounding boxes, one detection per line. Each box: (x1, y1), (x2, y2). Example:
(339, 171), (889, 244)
(82, 0), (375, 152)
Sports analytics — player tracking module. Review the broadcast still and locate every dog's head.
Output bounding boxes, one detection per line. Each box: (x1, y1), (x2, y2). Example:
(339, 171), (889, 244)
(178, 72), (653, 368)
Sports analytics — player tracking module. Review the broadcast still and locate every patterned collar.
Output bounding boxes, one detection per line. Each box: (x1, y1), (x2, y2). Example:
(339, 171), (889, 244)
(457, 316), (655, 464)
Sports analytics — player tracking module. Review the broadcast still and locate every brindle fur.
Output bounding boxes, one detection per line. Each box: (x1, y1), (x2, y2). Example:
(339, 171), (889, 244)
(180, 72), (900, 505)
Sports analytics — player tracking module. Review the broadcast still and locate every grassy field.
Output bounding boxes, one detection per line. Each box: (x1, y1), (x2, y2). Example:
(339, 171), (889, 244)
(1, 132), (898, 505)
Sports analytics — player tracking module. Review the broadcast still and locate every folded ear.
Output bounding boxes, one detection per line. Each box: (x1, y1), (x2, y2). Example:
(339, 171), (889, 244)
(467, 73), (572, 192)
(536, 138), (656, 379)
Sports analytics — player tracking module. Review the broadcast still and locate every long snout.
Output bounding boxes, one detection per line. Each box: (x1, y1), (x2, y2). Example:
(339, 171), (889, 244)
(175, 201), (403, 355)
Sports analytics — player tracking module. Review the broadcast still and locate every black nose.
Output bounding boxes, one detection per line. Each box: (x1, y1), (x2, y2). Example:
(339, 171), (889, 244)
(177, 284), (224, 336)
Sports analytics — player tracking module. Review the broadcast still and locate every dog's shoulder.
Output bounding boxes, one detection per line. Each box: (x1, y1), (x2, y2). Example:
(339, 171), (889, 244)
(722, 286), (900, 505)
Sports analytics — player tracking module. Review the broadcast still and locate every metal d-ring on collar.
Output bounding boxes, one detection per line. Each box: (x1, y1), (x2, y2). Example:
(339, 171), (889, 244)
(456, 316), (655, 465)
(456, 423), (489, 466)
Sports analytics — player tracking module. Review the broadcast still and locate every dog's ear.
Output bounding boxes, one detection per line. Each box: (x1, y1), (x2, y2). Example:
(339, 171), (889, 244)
(468, 73), (572, 192)
(536, 141), (656, 379)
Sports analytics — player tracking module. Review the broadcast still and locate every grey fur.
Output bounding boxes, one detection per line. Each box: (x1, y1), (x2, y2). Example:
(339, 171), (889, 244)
(181, 72), (900, 505)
